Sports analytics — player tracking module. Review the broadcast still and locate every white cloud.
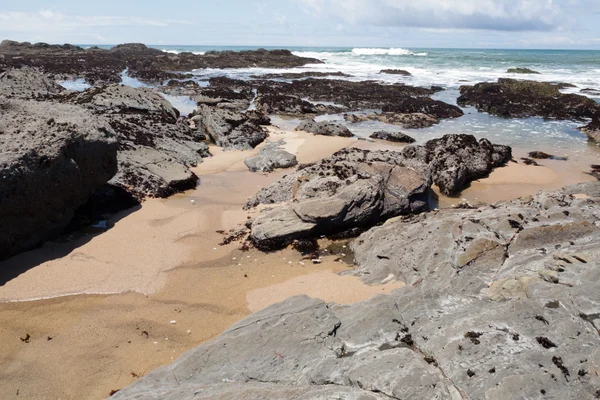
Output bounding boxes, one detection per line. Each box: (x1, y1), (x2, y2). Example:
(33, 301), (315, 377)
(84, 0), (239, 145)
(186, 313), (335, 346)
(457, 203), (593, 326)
(0, 9), (192, 34)
(297, 0), (563, 31)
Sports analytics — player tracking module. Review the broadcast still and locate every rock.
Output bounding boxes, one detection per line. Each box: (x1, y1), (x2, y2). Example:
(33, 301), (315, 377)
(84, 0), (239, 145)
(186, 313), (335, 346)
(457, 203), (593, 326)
(114, 184), (600, 399)
(0, 97), (118, 260)
(521, 157), (540, 166)
(379, 69), (412, 76)
(247, 148), (431, 249)
(404, 134), (512, 196)
(296, 118), (353, 137)
(254, 95), (343, 116)
(528, 151), (568, 161)
(193, 105), (267, 150)
(345, 112), (439, 129)
(507, 67), (540, 74)
(580, 118), (600, 142)
(249, 71), (352, 79)
(244, 140), (298, 172)
(590, 165), (600, 180)
(581, 88), (600, 96)
(63, 84), (210, 198)
(0, 67), (65, 99)
(458, 78), (600, 120)
(382, 97), (464, 119)
(370, 131), (416, 143)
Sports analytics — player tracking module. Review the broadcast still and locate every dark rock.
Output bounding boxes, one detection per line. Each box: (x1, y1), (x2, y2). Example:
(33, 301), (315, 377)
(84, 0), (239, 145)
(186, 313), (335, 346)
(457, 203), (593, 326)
(580, 118), (600, 142)
(370, 131), (416, 143)
(521, 158), (540, 166)
(0, 97), (118, 260)
(249, 71), (352, 79)
(0, 67), (65, 99)
(403, 134), (512, 196)
(296, 118), (353, 137)
(382, 97), (464, 119)
(379, 69), (412, 76)
(528, 151), (567, 161)
(507, 68), (540, 74)
(458, 79), (600, 120)
(581, 88), (600, 96)
(254, 95), (344, 116)
(345, 112), (439, 129)
(247, 148), (431, 249)
(244, 140), (298, 172)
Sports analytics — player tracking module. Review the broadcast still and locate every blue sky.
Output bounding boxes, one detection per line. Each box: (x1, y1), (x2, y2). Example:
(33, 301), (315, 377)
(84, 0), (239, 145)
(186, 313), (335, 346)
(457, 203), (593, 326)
(0, 0), (599, 49)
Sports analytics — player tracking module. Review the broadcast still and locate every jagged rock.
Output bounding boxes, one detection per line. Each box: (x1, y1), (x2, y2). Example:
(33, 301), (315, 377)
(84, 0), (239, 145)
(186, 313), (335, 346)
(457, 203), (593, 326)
(244, 140), (298, 172)
(404, 134), (512, 196)
(247, 148), (431, 249)
(0, 67), (65, 99)
(0, 97), (118, 260)
(345, 112), (439, 129)
(193, 105), (268, 150)
(458, 78), (600, 120)
(507, 68), (540, 74)
(370, 131), (416, 143)
(379, 69), (412, 76)
(114, 183), (600, 400)
(296, 118), (353, 137)
(63, 84), (209, 198)
(254, 94), (344, 115)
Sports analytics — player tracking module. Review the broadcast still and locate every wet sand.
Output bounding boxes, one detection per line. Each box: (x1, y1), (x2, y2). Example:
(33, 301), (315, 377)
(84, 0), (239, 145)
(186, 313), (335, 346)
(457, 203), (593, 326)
(0, 129), (597, 399)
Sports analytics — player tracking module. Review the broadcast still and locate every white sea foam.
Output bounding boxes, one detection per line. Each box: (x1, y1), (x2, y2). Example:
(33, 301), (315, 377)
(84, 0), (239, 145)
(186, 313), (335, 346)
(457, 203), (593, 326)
(351, 48), (428, 56)
(161, 49), (180, 54)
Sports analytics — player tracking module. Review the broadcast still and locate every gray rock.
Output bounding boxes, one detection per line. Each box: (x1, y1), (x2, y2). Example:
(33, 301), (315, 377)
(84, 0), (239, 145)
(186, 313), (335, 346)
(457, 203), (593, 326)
(244, 140), (298, 172)
(255, 94), (344, 116)
(247, 148), (431, 249)
(0, 67), (65, 99)
(114, 183), (600, 400)
(370, 131), (416, 143)
(296, 118), (353, 137)
(404, 134), (512, 196)
(345, 112), (439, 129)
(0, 97), (118, 260)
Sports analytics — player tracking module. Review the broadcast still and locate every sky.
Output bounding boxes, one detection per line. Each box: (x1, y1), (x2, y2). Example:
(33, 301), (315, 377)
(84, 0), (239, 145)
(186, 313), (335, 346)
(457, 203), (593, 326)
(0, 0), (599, 49)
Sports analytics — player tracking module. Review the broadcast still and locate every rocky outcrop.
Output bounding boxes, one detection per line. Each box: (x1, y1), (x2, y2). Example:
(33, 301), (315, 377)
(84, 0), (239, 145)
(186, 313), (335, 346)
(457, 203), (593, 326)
(379, 69), (412, 76)
(345, 112), (439, 129)
(370, 131), (416, 143)
(114, 182), (600, 400)
(580, 119), (600, 142)
(0, 41), (323, 84)
(0, 67), (65, 99)
(581, 88), (600, 96)
(246, 148), (431, 249)
(249, 71), (352, 79)
(254, 94), (344, 116)
(405, 134), (512, 196)
(0, 97), (118, 260)
(382, 97), (464, 119)
(507, 67), (540, 74)
(244, 140), (297, 172)
(193, 105), (268, 150)
(64, 84), (210, 198)
(295, 118), (353, 137)
(458, 78), (600, 120)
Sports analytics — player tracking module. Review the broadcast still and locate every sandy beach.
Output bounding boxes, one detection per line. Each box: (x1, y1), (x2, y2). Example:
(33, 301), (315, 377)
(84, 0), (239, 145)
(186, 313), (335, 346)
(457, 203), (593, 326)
(0, 127), (596, 400)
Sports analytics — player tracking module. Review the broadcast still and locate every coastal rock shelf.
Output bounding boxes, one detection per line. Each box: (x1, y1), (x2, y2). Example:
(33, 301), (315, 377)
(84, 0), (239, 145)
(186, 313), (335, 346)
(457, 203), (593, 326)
(113, 182), (600, 400)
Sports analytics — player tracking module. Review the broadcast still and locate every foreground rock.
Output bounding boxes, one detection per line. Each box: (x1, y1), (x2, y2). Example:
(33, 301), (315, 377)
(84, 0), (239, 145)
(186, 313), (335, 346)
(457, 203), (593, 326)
(244, 140), (297, 172)
(295, 118), (353, 137)
(370, 131), (415, 143)
(404, 134), (512, 196)
(458, 78), (600, 120)
(114, 183), (600, 400)
(247, 148), (431, 249)
(63, 84), (210, 198)
(0, 98), (118, 260)
(0, 67), (65, 99)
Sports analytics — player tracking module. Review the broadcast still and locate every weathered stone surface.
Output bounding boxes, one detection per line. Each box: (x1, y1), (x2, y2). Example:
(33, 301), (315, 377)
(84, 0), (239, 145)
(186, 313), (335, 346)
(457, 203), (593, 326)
(0, 97), (118, 260)
(115, 184), (600, 400)
(458, 78), (600, 120)
(404, 134), (512, 195)
(244, 140), (298, 172)
(64, 84), (210, 198)
(345, 112), (439, 129)
(0, 67), (64, 99)
(296, 118), (353, 137)
(247, 148), (431, 249)
(370, 131), (416, 143)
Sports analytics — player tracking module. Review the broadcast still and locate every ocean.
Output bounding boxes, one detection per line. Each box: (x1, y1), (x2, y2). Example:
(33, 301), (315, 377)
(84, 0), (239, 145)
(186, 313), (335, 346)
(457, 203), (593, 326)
(71, 45), (600, 156)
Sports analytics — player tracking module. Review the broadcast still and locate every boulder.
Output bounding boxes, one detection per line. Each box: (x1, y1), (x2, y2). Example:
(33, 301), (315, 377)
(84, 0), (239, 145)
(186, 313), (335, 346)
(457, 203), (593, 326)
(296, 118), (353, 137)
(370, 131), (416, 143)
(0, 98), (118, 260)
(458, 78), (600, 120)
(404, 134), (512, 196)
(244, 140), (298, 172)
(247, 148), (431, 249)
(113, 183), (600, 400)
